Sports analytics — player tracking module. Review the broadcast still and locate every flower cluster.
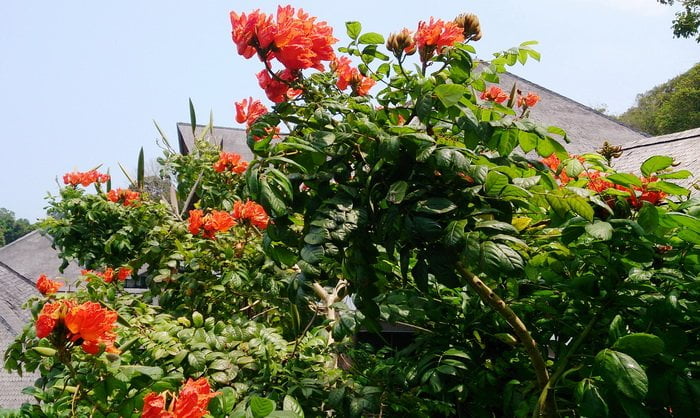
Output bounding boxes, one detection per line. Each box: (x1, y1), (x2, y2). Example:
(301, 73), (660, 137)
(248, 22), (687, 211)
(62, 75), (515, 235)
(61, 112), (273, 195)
(542, 154), (667, 208)
(517, 92), (540, 108)
(188, 209), (237, 239)
(232, 199), (270, 230)
(36, 274), (64, 295)
(82, 267), (132, 283)
(63, 170), (110, 187)
(414, 17), (464, 62)
(36, 300), (118, 355)
(213, 152), (249, 174)
(480, 86), (509, 104)
(142, 378), (219, 418)
(106, 188), (140, 206)
(332, 56), (376, 96)
(234, 98), (281, 141)
(231, 6), (337, 102)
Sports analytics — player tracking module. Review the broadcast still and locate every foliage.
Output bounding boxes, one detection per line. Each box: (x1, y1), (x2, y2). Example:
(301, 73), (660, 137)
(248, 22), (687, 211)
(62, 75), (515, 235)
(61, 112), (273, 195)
(618, 62), (700, 135)
(4, 5), (700, 418)
(658, 0), (700, 41)
(0, 208), (35, 247)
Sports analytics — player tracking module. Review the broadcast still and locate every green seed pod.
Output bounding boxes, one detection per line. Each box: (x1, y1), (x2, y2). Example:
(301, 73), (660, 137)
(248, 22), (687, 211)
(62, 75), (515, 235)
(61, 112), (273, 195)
(33, 347), (57, 357)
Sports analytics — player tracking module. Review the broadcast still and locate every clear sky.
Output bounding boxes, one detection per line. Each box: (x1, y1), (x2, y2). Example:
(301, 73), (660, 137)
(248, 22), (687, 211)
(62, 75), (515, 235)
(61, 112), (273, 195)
(1, 0), (698, 221)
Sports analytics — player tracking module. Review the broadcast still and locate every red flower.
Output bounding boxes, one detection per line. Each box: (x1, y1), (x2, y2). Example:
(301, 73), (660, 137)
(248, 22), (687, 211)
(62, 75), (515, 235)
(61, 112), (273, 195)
(232, 200), (270, 230)
(332, 57), (376, 96)
(36, 274), (63, 295)
(64, 301), (119, 354)
(188, 209), (204, 235)
(142, 392), (173, 418)
(35, 299), (74, 339)
(256, 69), (302, 103)
(230, 6), (337, 72)
(235, 97), (268, 128)
(480, 86), (509, 104)
(518, 92), (540, 108)
(117, 266), (132, 281)
(106, 188), (140, 206)
(63, 170), (110, 187)
(142, 378), (219, 418)
(213, 152), (248, 174)
(189, 209), (237, 239)
(414, 17), (464, 61)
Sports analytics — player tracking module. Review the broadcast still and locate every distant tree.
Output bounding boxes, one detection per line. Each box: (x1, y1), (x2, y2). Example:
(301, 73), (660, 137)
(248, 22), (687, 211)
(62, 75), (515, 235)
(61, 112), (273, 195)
(618, 62), (700, 135)
(658, 0), (700, 41)
(0, 208), (35, 246)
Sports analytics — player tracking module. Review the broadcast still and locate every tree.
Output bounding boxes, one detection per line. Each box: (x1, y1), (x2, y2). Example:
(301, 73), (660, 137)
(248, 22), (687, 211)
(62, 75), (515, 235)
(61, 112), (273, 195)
(618, 62), (700, 135)
(658, 0), (700, 41)
(0, 208), (35, 246)
(5, 7), (699, 418)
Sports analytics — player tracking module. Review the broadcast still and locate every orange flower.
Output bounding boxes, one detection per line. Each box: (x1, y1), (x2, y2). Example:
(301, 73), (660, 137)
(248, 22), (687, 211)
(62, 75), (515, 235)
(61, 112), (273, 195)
(332, 57), (376, 96)
(64, 301), (119, 354)
(142, 378), (219, 418)
(480, 86), (509, 104)
(142, 392), (172, 418)
(35, 299), (75, 339)
(63, 170), (110, 187)
(213, 152), (248, 174)
(414, 17), (464, 61)
(36, 274), (63, 295)
(189, 209), (237, 239)
(230, 6), (337, 71)
(235, 97), (268, 128)
(232, 200), (270, 230)
(188, 209), (204, 235)
(117, 266), (132, 281)
(518, 92), (540, 108)
(583, 171), (615, 193)
(106, 188), (140, 206)
(256, 69), (302, 103)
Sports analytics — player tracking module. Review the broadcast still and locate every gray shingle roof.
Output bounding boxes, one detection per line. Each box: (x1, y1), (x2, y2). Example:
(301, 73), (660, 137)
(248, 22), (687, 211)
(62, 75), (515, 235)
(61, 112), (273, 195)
(0, 230), (84, 290)
(496, 72), (648, 155)
(614, 127), (700, 191)
(0, 263), (38, 409)
(176, 123), (252, 161)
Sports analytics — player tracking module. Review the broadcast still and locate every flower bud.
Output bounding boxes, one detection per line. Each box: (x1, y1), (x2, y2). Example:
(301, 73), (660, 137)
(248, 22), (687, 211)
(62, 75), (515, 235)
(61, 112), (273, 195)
(454, 13), (482, 42)
(386, 28), (415, 57)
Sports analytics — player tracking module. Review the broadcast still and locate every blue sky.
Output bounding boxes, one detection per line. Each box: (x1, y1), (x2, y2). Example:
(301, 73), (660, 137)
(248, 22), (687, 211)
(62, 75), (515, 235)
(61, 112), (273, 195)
(1, 0), (698, 221)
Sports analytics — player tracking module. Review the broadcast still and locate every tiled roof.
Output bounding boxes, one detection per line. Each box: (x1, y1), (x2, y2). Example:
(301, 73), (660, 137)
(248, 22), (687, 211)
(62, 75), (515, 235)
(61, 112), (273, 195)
(0, 263), (38, 409)
(0, 230), (84, 290)
(614, 127), (700, 191)
(496, 72), (648, 154)
(176, 123), (252, 161)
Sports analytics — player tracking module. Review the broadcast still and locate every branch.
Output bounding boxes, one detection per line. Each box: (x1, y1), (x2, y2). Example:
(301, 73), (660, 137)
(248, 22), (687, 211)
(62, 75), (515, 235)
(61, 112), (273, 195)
(455, 263), (555, 417)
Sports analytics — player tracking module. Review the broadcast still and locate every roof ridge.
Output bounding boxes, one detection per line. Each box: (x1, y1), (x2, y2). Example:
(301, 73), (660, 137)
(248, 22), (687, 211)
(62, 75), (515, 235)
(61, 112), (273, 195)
(623, 131), (700, 151)
(0, 260), (37, 289)
(504, 70), (651, 138)
(0, 229), (41, 253)
(176, 122), (247, 132)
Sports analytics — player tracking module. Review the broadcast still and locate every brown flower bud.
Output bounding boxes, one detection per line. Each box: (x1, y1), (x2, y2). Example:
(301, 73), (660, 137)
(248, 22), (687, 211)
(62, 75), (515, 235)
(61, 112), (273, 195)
(454, 13), (482, 42)
(386, 28), (416, 57)
(597, 141), (623, 164)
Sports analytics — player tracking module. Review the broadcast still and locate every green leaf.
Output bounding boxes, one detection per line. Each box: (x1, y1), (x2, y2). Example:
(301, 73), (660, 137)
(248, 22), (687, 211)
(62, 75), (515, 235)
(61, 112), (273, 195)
(188, 98), (197, 136)
(640, 155), (674, 177)
(345, 21), (361, 39)
(594, 349), (648, 400)
(485, 171), (509, 196)
(608, 315), (625, 345)
(443, 220), (467, 247)
(568, 195), (594, 221)
(118, 365), (163, 381)
(387, 181), (408, 204)
(283, 395), (304, 417)
(481, 241), (524, 273)
(563, 158), (584, 177)
(137, 147), (144, 190)
(647, 181), (689, 196)
(301, 245), (324, 264)
(612, 333), (665, 357)
(415, 198), (457, 214)
(576, 379), (609, 418)
(657, 169), (692, 179)
(637, 203), (659, 232)
(585, 221), (613, 241)
(358, 32), (384, 44)
(606, 173), (643, 188)
(250, 396), (275, 418)
(433, 84), (468, 108)
(517, 131), (538, 153)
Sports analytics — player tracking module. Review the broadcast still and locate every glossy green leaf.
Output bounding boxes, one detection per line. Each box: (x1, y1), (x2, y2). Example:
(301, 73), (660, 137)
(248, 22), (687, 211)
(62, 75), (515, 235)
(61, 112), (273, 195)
(434, 84), (468, 108)
(606, 173), (643, 188)
(387, 181), (408, 204)
(345, 21), (361, 39)
(358, 32), (384, 44)
(640, 155), (674, 177)
(585, 221), (613, 241)
(283, 395), (304, 417)
(250, 396), (275, 418)
(594, 349), (648, 400)
(485, 171), (509, 196)
(612, 333), (665, 357)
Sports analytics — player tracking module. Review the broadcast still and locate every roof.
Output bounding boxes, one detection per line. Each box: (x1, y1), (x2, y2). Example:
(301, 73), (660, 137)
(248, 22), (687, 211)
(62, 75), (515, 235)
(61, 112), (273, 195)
(497, 72), (648, 154)
(0, 263), (38, 409)
(614, 127), (700, 191)
(0, 230), (84, 289)
(176, 123), (252, 161)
